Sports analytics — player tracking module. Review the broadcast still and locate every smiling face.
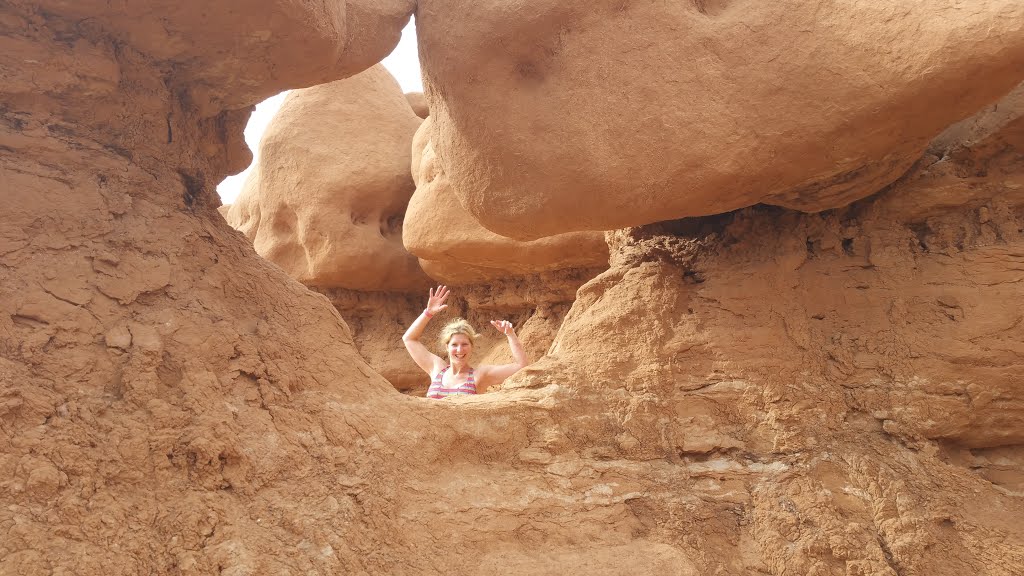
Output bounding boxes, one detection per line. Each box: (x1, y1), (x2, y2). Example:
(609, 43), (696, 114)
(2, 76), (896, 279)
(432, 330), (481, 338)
(446, 333), (473, 366)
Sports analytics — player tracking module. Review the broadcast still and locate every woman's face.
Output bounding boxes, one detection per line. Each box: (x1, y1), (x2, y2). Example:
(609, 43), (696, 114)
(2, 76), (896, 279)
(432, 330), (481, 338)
(447, 334), (473, 364)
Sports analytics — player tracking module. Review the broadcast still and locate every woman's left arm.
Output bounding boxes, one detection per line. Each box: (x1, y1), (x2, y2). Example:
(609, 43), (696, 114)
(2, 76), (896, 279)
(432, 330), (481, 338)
(478, 320), (530, 387)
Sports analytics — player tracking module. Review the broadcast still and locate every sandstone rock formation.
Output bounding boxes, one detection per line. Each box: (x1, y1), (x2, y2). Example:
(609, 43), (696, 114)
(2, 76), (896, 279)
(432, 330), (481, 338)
(3, 1), (1024, 575)
(405, 117), (609, 282)
(416, 0), (1024, 238)
(405, 92), (430, 118)
(222, 66), (433, 393)
(223, 94), (607, 394)
(0, 0), (422, 572)
(5, 0), (413, 119)
(399, 116), (610, 395)
(224, 65), (429, 292)
(497, 97), (1024, 572)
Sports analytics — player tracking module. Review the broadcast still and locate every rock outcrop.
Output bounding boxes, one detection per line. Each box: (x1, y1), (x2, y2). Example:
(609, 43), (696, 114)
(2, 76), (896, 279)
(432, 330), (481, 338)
(221, 67), (438, 393)
(224, 65), (428, 292)
(0, 1), (421, 573)
(416, 0), (1024, 238)
(499, 98), (1024, 572)
(405, 92), (429, 118)
(3, 1), (1024, 574)
(405, 117), (609, 282)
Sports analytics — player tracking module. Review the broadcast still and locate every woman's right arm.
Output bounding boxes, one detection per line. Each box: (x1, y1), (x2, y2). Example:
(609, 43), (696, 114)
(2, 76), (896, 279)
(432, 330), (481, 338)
(402, 285), (449, 376)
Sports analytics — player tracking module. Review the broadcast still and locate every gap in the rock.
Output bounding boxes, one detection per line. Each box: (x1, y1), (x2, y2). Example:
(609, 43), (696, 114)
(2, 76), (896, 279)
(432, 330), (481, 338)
(216, 17), (423, 205)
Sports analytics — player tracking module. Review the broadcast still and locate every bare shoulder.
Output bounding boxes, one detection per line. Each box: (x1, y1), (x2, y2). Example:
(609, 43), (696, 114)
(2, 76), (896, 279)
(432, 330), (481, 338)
(474, 362), (522, 385)
(432, 356), (450, 376)
(474, 363), (499, 376)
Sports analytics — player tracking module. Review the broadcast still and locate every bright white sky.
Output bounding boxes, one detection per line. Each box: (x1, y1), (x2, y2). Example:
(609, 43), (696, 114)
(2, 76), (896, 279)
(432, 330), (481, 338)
(216, 19), (423, 204)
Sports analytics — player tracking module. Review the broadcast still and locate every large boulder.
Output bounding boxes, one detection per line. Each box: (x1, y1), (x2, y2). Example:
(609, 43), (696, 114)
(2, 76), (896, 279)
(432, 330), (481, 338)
(224, 65), (430, 292)
(13, 0), (415, 116)
(404, 117), (609, 282)
(416, 0), (1024, 238)
(405, 92), (429, 118)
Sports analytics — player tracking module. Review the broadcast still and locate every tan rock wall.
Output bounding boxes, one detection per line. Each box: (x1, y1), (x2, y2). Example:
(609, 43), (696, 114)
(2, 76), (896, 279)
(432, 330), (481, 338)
(0, 2), (422, 573)
(495, 203), (1024, 575)
(492, 115), (1024, 572)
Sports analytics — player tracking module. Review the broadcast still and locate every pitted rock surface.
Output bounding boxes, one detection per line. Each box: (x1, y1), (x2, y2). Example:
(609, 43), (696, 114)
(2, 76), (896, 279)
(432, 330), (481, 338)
(224, 65), (430, 292)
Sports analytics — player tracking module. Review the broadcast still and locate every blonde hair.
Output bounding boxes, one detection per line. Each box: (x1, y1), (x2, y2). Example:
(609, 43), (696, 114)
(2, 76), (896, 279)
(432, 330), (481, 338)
(439, 318), (480, 348)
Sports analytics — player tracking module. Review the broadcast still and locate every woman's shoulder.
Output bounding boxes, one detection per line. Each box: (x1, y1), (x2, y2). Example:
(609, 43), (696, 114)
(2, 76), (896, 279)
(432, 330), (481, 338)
(470, 363), (495, 377)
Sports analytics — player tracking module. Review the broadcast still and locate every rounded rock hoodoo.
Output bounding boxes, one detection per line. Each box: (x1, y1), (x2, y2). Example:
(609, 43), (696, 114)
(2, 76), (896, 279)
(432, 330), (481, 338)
(416, 0), (1024, 239)
(405, 91), (430, 118)
(222, 65), (437, 393)
(405, 117), (609, 282)
(4, 0), (1024, 573)
(224, 65), (429, 293)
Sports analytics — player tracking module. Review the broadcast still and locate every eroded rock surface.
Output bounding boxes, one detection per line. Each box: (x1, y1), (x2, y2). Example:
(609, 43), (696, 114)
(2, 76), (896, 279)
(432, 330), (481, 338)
(221, 67), (435, 391)
(4, 0), (414, 119)
(399, 116), (609, 395)
(405, 117), (609, 282)
(405, 92), (429, 118)
(417, 0), (1024, 238)
(3, 1), (1024, 575)
(0, 1), (421, 573)
(224, 65), (429, 292)
(499, 113), (1024, 572)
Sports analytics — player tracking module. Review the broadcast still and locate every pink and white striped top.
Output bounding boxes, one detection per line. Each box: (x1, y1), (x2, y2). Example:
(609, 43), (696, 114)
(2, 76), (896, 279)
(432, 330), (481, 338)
(426, 366), (477, 399)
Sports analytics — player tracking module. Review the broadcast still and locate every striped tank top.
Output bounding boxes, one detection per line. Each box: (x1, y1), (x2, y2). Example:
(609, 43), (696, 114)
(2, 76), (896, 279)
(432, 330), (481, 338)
(426, 366), (476, 399)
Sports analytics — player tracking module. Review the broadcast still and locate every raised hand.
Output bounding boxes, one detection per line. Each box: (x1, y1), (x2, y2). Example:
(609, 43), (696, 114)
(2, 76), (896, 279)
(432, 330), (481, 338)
(490, 319), (516, 336)
(426, 285), (450, 316)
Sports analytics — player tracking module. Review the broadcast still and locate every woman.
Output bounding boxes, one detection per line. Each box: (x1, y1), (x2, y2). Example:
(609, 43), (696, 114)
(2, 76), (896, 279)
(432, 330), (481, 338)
(402, 285), (529, 398)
